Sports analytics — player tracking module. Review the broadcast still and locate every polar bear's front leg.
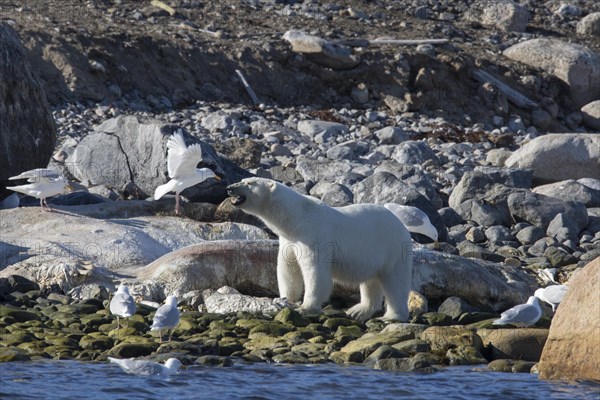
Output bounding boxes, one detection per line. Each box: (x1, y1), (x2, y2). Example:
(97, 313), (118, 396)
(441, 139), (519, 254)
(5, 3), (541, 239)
(277, 242), (303, 303)
(297, 248), (332, 314)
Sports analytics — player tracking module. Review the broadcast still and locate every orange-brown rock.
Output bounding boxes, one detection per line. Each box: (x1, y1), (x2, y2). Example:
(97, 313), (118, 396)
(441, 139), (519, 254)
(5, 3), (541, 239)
(538, 257), (600, 381)
(478, 328), (548, 362)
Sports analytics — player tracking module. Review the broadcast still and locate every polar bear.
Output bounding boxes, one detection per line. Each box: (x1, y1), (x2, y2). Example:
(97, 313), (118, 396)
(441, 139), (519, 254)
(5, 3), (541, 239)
(227, 177), (413, 321)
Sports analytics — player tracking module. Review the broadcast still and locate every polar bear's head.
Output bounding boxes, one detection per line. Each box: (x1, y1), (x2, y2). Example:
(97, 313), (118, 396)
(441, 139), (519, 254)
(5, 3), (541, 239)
(226, 177), (277, 214)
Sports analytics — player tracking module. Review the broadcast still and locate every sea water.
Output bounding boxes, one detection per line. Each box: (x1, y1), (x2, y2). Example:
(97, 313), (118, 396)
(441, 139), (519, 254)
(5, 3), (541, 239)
(1, 361), (599, 400)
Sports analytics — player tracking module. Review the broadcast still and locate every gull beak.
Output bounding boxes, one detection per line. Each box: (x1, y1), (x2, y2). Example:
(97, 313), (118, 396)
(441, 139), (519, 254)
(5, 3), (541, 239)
(214, 175), (221, 181)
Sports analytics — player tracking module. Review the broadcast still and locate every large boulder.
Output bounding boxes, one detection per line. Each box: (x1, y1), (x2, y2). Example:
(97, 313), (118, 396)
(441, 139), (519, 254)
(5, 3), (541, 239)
(507, 191), (588, 232)
(505, 134), (600, 184)
(503, 39), (600, 107)
(538, 258), (600, 381)
(0, 23), (56, 201)
(581, 100), (600, 131)
(353, 172), (448, 242)
(68, 115), (244, 203)
(463, 0), (529, 32)
(532, 179), (600, 208)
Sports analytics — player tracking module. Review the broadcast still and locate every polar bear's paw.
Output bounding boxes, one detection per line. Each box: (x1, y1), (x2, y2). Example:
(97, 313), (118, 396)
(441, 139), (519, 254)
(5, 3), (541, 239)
(346, 303), (379, 322)
(297, 304), (321, 316)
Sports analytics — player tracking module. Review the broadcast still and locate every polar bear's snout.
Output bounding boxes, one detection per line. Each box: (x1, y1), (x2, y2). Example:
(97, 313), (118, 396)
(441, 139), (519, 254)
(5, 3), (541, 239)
(227, 183), (247, 206)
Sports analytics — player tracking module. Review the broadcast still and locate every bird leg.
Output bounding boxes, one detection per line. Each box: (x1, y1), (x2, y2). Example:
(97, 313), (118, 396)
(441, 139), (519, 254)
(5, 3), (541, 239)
(168, 329), (174, 342)
(175, 194), (180, 214)
(116, 316), (121, 330)
(42, 198), (53, 212)
(159, 330), (163, 343)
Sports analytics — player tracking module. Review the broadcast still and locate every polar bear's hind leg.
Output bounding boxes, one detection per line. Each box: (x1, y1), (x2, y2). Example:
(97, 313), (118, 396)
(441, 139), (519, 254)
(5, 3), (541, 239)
(346, 279), (384, 322)
(380, 265), (411, 321)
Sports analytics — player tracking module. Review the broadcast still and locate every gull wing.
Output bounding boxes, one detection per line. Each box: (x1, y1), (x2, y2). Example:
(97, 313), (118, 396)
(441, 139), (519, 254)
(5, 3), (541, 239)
(500, 304), (539, 324)
(152, 304), (179, 329)
(166, 131), (203, 179)
(543, 285), (568, 304)
(108, 357), (163, 375)
(9, 168), (61, 183)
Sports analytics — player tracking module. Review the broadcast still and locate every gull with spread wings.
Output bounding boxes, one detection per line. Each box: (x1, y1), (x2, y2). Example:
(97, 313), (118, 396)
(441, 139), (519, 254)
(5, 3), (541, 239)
(154, 131), (219, 214)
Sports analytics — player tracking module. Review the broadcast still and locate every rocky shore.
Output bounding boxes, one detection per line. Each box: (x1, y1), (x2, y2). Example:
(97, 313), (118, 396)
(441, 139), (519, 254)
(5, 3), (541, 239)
(1, 0), (599, 383)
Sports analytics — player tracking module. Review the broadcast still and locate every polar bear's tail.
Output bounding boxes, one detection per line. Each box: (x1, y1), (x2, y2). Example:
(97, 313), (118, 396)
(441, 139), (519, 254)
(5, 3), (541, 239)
(154, 180), (177, 200)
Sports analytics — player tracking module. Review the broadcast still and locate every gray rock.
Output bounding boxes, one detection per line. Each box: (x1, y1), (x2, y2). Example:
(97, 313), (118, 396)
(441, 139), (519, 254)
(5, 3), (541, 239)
(297, 120), (349, 143)
(374, 161), (443, 209)
(201, 111), (250, 135)
(465, 226), (486, 243)
(485, 225), (515, 243)
(449, 166), (532, 210)
(283, 30), (359, 70)
(0, 23), (56, 201)
(326, 144), (355, 161)
(455, 199), (512, 227)
(392, 141), (440, 166)
(439, 207), (465, 228)
(503, 39), (600, 106)
(486, 148), (512, 167)
(505, 134), (600, 184)
(533, 180), (600, 207)
(463, 0), (529, 32)
(295, 157), (357, 184)
(204, 291), (290, 314)
(516, 226), (546, 245)
(309, 182), (353, 207)
(374, 127), (410, 145)
(353, 172), (447, 241)
(580, 100), (600, 131)
(438, 297), (475, 320)
(546, 213), (581, 243)
(577, 12), (600, 37)
(456, 242), (505, 263)
(507, 191), (588, 231)
(69, 116), (228, 201)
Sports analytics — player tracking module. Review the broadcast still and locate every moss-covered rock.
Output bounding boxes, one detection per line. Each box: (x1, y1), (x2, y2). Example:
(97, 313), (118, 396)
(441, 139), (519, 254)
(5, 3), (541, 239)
(446, 345), (487, 365)
(329, 350), (363, 364)
(108, 342), (160, 358)
(341, 331), (412, 356)
(392, 339), (431, 355)
(218, 338), (244, 356)
(0, 305), (41, 322)
(0, 346), (31, 362)
(420, 312), (454, 326)
(364, 345), (409, 365)
(1, 330), (37, 346)
(274, 308), (310, 327)
(290, 342), (327, 359)
(374, 353), (439, 373)
(248, 321), (293, 338)
(79, 333), (114, 351)
(323, 317), (356, 331)
(420, 326), (483, 355)
(272, 352), (309, 364)
(243, 336), (288, 351)
(488, 359), (536, 373)
(195, 355), (234, 367)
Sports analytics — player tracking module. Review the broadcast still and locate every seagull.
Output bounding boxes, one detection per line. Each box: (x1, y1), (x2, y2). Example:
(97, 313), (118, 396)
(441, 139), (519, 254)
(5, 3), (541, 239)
(384, 203), (438, 242)
(108, 357), (182, 376)
(154, 131), (220, 214)
(493, 296), (542, 327)
(534, 285), (568, 312)
(150, 295), (180, 342)
(6, 168), (72, 212)
(109, 284), (136, 329)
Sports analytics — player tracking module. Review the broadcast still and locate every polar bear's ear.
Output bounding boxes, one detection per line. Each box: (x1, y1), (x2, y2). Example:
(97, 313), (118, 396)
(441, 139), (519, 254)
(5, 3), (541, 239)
(268, 181), (277, 192)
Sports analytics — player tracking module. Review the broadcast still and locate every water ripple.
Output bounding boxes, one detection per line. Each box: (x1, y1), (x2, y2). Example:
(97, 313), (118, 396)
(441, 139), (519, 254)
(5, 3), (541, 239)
(0, 361), (598, 400)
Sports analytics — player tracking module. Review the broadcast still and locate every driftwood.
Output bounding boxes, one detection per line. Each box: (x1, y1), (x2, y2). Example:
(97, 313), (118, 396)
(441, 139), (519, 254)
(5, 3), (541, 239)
(472, 69), (538, 109)
(151, 0), (175, 16)
(235, 69), (261, 105)
(336, 38), (449, 47)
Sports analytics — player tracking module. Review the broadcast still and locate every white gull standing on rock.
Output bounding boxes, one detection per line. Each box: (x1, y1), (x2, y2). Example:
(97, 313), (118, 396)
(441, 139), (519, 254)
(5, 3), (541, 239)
(150, 295), (180, 342)
(7, 168), (72, 212)
(493, 296), (542, 327)
(154, 131), (219, 214)
(535, 285), (568, 312)
(109, 284), (136, 329)
(108, 357), (182, 376)
(384, 203), (438, 242)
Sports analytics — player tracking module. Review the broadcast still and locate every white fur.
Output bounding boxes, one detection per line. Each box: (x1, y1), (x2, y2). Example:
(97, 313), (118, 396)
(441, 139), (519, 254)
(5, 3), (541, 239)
(227, 177), (413, 321)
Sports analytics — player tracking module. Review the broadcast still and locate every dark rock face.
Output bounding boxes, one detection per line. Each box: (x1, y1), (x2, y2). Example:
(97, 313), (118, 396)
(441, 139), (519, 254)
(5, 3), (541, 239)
(0, 23), (56, 201)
